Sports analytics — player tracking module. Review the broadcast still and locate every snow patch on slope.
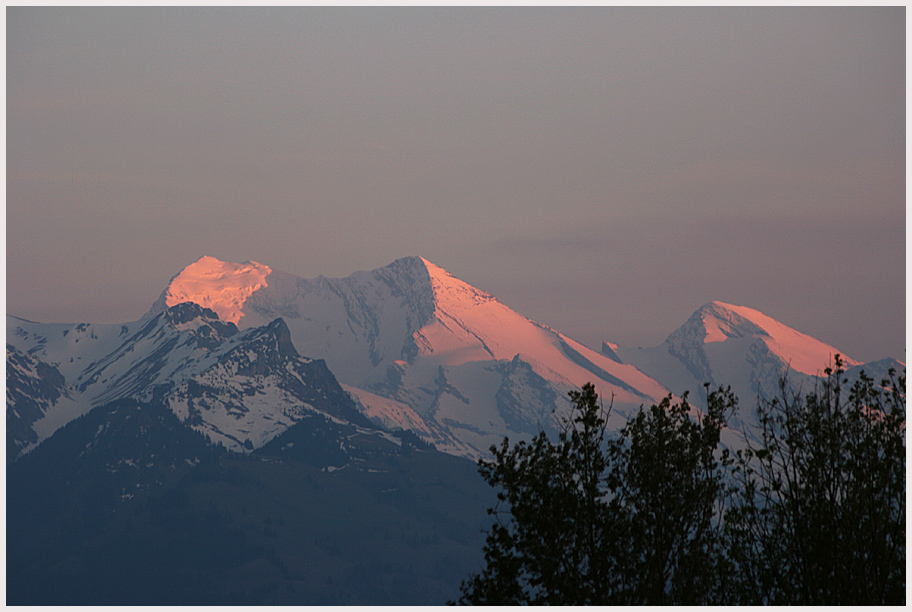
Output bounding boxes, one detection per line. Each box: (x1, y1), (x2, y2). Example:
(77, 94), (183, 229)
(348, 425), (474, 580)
(167, 368), (315, 451)
(343, 384), (432, 435)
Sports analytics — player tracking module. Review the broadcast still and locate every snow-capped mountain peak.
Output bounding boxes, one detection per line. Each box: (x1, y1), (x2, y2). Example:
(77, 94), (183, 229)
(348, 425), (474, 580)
(143, 255), (676, 457)
(695, 301), (767, 343)
(7, 300), (371, 458)
(422, 256), (498, 312)
(679, 301), (860, 375)
(612, 300), (869, 434)
(159, 256), (272, 325)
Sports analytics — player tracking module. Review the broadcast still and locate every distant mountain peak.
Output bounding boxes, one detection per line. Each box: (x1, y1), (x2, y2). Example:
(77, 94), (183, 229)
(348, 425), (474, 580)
(162, 256), (272, 325)
(421, 257), (498, 312)
(668, 300), (860, 377)
(153, 255), (501, 333)
(693, 301), (768, 343)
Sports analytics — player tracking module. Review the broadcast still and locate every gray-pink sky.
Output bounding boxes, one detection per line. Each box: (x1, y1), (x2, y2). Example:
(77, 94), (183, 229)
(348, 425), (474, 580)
(7, 7), (905, 363)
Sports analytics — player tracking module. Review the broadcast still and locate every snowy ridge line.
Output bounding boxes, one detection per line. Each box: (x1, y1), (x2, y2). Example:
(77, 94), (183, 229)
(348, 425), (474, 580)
(9, 256), (896, 464)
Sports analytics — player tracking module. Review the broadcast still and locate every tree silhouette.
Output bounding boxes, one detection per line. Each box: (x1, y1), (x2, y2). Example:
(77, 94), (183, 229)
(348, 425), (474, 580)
(454, 383), (735, 605)
(455, 360), (905, 605)
(726, 357), (905, 604)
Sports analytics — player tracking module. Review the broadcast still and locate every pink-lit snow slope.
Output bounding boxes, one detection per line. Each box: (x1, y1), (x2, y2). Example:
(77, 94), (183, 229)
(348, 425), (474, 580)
(164, 256), (271, 325)
(702, 301), (860, 375)
(419, 257), (669, 404)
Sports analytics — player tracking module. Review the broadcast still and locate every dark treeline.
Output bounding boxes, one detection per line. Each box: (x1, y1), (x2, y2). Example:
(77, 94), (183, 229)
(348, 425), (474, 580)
(454, 357), (905, 605)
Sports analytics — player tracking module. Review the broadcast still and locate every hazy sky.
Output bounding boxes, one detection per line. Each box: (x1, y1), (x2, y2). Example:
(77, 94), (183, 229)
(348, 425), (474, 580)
(7, 7), (905, 363)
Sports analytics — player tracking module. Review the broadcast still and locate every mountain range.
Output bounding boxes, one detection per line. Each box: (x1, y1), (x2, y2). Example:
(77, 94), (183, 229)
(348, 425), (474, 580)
(9, 255), (900, 462)
(7, 255), (902, 604)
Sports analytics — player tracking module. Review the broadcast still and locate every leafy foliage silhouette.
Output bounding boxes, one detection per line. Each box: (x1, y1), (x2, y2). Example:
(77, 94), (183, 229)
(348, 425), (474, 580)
(455, 359), (905, 605)
(726, 356), (905, 604)
(454, 383), (735, 604)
